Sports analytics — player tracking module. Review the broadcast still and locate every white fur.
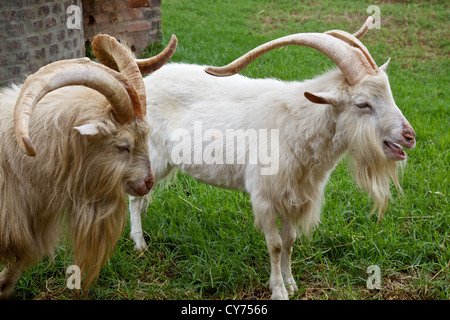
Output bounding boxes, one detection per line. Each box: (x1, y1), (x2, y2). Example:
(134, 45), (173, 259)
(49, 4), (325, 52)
(129, 62), (414, 299)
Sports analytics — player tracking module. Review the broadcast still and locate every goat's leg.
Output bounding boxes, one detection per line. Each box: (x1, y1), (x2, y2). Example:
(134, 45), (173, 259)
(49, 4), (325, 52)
(255, 205), (289, 300)
(280, 216), (298, 296)
(129, 195), (151, 252)
(0, 261), (25, 300)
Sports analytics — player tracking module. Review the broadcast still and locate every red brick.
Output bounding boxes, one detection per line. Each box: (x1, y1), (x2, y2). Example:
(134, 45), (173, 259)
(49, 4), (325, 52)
(0, 55), (8, 64)
(127, 0), (149, 8)
(27, 36), (39, 46)
(101, 2), (113, 12)
(109, 12), (119, 23)
(49, 44), (59, 55)
(52, 3), (62, 13)
(142, 7), (156, 19)
(34, 48), (45, 59)
(56, 29), (65, 41)
(43, 32), (53, 44)
(33, 20), (43, 31)
(38, 5), (50, 16)
(45, 17), (56, 28)
(9, 66), (22, 76)
(6, 38), (22, 50)
(123, 8), (143, 21)
(114, 1), (127, 10)
(16, 51), (29, 62)
(64, 40), (72, 50)
(2, 10), (16, 22)
(23, 8), (36, 20)
(26, 63), (39, 74)
(126, 21), (151, 32)
(93, 12), (108, 24)
(6, 23), (24, 36)
(81, 1), (91, 13)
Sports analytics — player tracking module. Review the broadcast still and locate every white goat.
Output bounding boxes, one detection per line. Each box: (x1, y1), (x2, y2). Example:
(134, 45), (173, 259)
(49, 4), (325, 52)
(0, 35), (177, 299)
(127, 18), (415, 299)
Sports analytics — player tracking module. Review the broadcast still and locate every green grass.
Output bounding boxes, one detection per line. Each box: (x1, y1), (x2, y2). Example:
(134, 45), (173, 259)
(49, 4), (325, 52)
(9, 0), (449, 300)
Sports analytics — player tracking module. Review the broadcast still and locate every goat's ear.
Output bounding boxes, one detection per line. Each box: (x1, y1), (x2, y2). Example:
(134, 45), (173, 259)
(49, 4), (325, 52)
(73, 123), (101, 136)
(304, 91), (338, 106)
(379, 57), (390, 73)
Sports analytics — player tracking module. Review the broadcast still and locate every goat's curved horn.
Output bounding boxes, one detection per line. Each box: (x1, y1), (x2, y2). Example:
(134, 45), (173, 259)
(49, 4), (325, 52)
(324, 29), (378, 72)
(92, 34), (146, 118)
(205, 31), (376, 86)
(352, 16), (374, 39)
(14, 58), (140, 156)
(134, 34), (178, 76)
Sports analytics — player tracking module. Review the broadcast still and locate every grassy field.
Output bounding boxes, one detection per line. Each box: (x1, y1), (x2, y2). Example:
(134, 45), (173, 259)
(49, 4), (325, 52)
(10, 0), (449, 300)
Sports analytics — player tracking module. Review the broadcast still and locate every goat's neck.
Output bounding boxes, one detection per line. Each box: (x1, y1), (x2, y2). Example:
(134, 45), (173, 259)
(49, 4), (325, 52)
(279, 74), (347, 173)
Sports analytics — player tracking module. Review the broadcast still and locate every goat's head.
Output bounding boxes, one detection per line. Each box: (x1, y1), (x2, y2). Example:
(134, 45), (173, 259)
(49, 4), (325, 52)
(14, 34), (177, 198)
(205, 17), (415, 216)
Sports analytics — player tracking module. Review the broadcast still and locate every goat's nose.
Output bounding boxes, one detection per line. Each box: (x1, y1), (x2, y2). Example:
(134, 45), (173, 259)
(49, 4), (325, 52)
(402, 126), (416, 148)
(145, 173), (155, 191)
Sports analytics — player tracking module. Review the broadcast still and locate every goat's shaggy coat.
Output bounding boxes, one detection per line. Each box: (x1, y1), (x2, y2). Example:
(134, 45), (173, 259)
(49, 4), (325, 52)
(0, 86), (152, 297)
(0, 34), (177, 299)
(129, 20), (415, 300)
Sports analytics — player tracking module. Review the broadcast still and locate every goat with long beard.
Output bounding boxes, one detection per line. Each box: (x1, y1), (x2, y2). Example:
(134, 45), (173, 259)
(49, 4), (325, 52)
(0, 34), (177, 299)
(127, 17), (415, 300)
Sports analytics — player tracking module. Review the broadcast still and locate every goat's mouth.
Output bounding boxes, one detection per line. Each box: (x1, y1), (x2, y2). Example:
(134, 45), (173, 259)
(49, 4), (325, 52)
(383, 140), (406, 161)
(126, 175), (155, 196)
(126, 184), (150, 197)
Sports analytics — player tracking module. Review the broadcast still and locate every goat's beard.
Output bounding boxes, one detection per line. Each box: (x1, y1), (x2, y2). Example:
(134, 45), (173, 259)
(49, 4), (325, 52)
(67, 194), (127, 290)
(57, 137), (129, 290)
(347, 120), (403, 218)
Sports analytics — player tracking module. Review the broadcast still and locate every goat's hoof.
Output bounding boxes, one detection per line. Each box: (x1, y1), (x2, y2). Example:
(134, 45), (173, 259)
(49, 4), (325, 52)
(270, 287), (289, 300)
(133, 242), (148, 252)
(131, 237), (148, 252)
(286, 283), (298, 296)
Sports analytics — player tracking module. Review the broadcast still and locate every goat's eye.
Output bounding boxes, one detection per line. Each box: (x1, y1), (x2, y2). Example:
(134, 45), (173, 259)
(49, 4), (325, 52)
(117, 145), (130, 153)
(356, 102), (372, 109)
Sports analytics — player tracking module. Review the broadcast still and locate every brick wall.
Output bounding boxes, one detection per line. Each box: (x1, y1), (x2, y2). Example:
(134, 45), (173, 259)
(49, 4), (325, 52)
(82, 0), (161, 58)
(0, 0), (85, 85)
(0, 0), (161, 86)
